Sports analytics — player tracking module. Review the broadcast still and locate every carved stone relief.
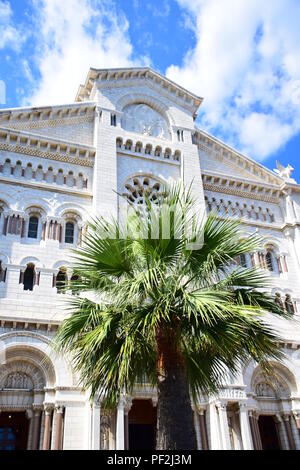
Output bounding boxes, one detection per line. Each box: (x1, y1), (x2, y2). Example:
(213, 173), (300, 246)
(122, 104), (170, 140)
(4, 372), (33, 390)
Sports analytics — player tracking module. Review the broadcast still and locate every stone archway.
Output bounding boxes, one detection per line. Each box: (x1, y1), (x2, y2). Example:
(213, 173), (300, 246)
(0, 346), (56, 450)
(249, 364), (298, 450)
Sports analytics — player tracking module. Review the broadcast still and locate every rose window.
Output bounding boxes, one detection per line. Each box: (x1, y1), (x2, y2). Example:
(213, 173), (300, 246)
(123, 176), (163, 205)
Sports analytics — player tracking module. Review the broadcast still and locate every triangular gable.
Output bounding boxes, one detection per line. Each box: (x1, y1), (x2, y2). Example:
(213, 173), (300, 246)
(76, 67), (203, 117)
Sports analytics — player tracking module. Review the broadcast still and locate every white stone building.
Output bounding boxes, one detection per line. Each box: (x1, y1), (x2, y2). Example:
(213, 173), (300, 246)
(0, 67), (300, 450)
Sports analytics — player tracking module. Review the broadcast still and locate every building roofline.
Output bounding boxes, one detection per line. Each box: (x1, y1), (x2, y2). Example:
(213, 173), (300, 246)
(195, 126), (286, 186)
(0, 101), (96, 116)
(75, 67), (203, 114)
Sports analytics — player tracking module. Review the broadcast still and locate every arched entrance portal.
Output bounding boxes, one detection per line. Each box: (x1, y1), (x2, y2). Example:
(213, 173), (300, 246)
(128, 399), (157, 450)
(0, 345), (56, 450)
(258, 416), (281, 450)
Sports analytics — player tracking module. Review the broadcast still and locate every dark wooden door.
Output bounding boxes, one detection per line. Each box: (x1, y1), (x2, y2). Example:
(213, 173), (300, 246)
(258, 415), (281, 450)
(128, 399), (157, 450)
(0, 412), (29, 450)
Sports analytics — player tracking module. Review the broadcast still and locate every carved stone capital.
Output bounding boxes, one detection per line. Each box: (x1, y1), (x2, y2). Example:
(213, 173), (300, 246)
(55, 405), (64, 414)
(25, 409), (33, 420)
(32, 404), (43, 413)
(44, 404), (54, 415)
(124, 396), (132, 414)
(282, 413), (291, 422)
(151, 396), (158, 407)
(216, 401), (228, 411)
(239, 402), (248, 411)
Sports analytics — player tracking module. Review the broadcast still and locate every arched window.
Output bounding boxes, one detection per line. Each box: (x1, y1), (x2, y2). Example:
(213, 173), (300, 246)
(56, 269), (67, 294)
(135, 142), (142, 153)
(28, 216), (39, 239)
(116, 138), (123, 149)
(70, 274), (80, 295)
(145, 144), (152, 155)
(123, 176), (163, 206)
(274, 292), (284, 309)
(65, 222), (74, 244)
(125, 140), (133, 151)
(174, 150), (181, 162)
(266, 251), (274, 271)
(240, 253), (247, 268)
(23, 264), (35, 291)
(111, 114), (116, 126)
(285, 294), (295, 314)
(0, 261), (7, 283)
(154, 146), (161, 157)
(164, 148), (171, 159)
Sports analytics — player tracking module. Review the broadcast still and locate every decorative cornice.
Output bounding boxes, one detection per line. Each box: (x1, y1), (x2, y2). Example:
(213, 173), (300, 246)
(0, 318), (60, 331)
(196, 130), (284, 186)
(0, 102), (96, 124)
(0, 175), (93, 198)
(3, 114), (94, 132)
(202, 173), (281, 204)
(0, 128), (95, 167)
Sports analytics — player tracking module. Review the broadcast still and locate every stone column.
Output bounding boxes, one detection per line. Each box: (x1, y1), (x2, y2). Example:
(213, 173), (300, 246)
(116, 399), (125, 450)
(43, 407), (53, 450)
(193, 408), (202, 450)
(248, 411), (258, 450)
(275, 414), (287, 450)
(283, 414), (296, 450)
(53, 406), (64, 450)
(252, 412), (263, 450)
(239, 403), (253, 450)
(31, 408), (42, 450)
(39, 410), (45, 450)
(124, 414), (129, 450)
(91, 401), (101, 450)
(124, 397), (132, 451)
(217, 402), (232, 450)
(198, 409), (209, 450)
(26, 409), (34, 450)
(291, 412), (300, 450)
(207, 403), (222, 449)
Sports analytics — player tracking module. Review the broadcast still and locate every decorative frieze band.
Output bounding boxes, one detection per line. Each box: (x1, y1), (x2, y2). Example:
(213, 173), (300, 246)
(3, 115), (94, 131)
(0, 143), (94, 167)
(0, 129), (95, 167)
(203, 181), (280, 204)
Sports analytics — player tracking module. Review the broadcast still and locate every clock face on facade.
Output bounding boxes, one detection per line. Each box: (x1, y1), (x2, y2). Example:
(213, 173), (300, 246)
(121, 103), (171, 140)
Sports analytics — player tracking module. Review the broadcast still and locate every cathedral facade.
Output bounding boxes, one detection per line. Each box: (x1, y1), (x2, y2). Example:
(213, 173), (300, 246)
(0, 67), (300, 450)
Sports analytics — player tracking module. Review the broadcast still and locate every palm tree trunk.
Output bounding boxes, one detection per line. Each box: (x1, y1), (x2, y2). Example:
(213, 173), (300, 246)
(155, 326), (197, 450)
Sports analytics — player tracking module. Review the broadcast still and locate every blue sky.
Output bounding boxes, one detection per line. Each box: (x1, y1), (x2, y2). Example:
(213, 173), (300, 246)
(0, 0), (300, 181)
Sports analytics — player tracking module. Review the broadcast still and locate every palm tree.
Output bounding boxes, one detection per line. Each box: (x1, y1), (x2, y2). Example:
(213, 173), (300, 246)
(54, 183), (292, 450)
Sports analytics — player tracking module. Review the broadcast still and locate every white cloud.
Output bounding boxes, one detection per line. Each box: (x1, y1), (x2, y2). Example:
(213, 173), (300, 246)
(148, 0), (170, 18)
(0, 0), (24, 51)
(25, 0), (149, 107)
(167, 0), (300, 160)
